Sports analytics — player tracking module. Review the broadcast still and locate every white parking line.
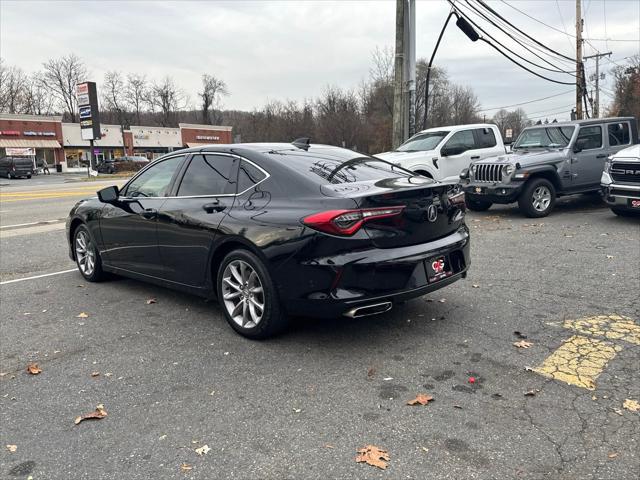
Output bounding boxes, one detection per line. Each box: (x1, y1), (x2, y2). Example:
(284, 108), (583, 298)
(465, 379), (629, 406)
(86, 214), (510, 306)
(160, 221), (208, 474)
(0, 269), (77, 285)
(0, 219), (64, 229)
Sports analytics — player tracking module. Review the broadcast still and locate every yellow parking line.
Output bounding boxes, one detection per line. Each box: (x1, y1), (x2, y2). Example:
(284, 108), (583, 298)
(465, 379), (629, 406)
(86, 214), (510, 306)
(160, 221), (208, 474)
(0, 189), (98, 197)
(562, 314), (640, 346)
(533, 335), (622, 390)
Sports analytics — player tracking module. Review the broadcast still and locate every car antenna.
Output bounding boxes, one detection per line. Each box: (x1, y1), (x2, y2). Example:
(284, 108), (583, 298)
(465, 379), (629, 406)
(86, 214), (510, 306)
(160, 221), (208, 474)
(292, 137), (311, 151)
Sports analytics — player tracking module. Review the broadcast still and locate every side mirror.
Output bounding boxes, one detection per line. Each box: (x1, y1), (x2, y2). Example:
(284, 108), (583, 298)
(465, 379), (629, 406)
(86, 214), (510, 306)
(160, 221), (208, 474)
(442, 146), (465, 156)
(98, 185), (119, 203)
(573, 138), (588, 153)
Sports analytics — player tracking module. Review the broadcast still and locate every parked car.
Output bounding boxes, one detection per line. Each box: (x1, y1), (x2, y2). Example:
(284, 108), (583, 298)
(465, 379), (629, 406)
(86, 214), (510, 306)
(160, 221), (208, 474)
(461, 117), (638, 217)
(0, 156), (33, 179)
(601, 144), (640, 216)
(67, 141), (470, 338)
(376, 124), (506, 182)
(97, 156), (149, 174)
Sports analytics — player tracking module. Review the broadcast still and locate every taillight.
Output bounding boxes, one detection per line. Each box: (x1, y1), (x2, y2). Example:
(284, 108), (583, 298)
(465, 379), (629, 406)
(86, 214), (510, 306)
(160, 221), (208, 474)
(303, 206), (405, 236)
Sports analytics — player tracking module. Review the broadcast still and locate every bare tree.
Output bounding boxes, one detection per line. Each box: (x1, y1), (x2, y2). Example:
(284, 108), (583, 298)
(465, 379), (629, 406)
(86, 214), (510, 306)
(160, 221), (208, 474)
(23, 72), (53, 115)
(41, 54), (88, 122)
(199, 74), (228, 125)
(0, 60), (28, 113)
(125, 73), (147, 125)
(607, 55), (640, 121)
(147, 76), (187, 127)
(102, 71), (128, 122)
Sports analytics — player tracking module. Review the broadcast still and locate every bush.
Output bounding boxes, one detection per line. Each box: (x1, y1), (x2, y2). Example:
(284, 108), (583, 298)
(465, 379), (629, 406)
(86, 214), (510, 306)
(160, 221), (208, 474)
(114, 161), (147, 173)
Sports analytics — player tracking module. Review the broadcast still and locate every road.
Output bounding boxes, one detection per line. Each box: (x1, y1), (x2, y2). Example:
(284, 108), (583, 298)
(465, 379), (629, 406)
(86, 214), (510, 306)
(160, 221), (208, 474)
(1, 176), (639, 479)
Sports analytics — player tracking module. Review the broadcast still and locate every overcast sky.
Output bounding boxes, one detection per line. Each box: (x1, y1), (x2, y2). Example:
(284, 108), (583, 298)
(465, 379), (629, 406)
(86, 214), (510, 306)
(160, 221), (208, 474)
(1, 0), (638, 122)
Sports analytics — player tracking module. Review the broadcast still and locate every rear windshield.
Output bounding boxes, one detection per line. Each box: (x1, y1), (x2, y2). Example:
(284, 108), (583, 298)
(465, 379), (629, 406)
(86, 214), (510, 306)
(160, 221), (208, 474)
(265, 147), (412, 184)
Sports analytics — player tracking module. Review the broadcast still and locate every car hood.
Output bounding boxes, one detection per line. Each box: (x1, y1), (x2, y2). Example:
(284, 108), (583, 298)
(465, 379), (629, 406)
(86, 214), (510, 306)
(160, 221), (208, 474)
(478, 148), (567, 167)
(375, 150), (437, 165)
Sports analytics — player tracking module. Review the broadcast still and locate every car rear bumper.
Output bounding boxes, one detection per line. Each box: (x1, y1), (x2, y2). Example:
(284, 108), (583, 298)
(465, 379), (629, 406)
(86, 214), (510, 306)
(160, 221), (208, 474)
(462, 181), (522, 204)
(277, 226), (470, 318)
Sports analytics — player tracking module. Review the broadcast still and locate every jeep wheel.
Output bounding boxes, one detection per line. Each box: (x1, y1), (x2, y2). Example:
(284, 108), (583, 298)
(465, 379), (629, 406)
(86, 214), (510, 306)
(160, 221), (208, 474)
(518, 178), (556, 218)
(465, 197), (492, 211)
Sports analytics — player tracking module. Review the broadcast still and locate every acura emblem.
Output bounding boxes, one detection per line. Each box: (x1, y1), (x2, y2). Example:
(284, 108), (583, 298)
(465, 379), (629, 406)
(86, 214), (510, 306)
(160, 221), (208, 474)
(427, 204), (438, 222)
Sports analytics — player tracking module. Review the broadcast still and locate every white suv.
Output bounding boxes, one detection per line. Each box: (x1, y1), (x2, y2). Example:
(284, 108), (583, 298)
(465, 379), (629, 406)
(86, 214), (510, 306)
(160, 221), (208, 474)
(377, 124), (506, 183)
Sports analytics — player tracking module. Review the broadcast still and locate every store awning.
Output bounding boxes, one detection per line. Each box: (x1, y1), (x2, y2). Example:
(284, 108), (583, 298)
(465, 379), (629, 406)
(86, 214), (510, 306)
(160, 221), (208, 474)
(0, 139), (62, 149)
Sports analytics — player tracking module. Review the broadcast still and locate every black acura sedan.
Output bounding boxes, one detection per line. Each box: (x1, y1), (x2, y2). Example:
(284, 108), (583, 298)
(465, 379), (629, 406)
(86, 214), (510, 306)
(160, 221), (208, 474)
(66, 140), (470, 338)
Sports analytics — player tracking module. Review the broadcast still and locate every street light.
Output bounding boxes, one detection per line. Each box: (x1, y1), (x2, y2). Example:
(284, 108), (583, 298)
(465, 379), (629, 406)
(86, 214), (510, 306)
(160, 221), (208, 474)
(423, 11), (479, 129)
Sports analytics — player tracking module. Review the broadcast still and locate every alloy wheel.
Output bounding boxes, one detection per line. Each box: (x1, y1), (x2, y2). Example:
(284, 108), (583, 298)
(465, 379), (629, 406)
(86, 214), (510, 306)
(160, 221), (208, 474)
(532, 185), (551, 212)
(221, 260), (265, 329)
(75, 230), (96, 276)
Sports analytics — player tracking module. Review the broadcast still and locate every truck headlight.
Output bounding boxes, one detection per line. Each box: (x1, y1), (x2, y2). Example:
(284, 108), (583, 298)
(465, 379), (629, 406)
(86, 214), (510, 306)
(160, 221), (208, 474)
(603, 156), (612, 172)
(502, 164), (515, 176)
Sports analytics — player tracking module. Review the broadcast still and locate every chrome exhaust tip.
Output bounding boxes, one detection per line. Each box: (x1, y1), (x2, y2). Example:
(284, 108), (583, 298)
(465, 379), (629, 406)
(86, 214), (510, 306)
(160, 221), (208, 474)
(344, 301), (393, 318)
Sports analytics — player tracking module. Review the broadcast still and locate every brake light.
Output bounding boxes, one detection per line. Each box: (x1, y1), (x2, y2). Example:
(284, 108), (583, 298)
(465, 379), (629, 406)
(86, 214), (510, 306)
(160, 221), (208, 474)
(303, 206), (405, 236)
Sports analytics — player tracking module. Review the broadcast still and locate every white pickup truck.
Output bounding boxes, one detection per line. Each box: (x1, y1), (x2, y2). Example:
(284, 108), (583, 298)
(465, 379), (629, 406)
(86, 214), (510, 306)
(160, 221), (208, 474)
(376, 123), (507, 183)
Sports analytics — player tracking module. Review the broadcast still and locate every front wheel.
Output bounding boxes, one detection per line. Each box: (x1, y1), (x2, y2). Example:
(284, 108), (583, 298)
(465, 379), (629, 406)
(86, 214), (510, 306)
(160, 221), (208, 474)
(217, 249), (288, 339)
(518, 178), (556, 218)
(465, 197), (493, 211)
(73, 225), (106, 281)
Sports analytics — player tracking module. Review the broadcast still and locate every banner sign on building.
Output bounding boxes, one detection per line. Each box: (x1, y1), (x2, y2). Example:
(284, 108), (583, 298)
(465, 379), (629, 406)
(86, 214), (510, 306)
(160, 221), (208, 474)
(6, 147), (35, 156)
(76, 82), (101, 141)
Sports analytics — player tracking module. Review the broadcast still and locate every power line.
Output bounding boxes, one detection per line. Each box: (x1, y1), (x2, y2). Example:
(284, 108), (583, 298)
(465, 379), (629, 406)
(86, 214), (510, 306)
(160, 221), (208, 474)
(463, 0), (577, 74)
(555, 0), (575, 51)
(524, 103), (576, 116)
(478, 89), (574, 112)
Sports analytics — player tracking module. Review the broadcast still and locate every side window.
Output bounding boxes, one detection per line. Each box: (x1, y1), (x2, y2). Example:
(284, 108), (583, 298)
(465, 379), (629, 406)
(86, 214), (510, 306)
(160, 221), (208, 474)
(607, 122), (630, 146)
(177, 154), (236, 196)
(577, 126), (603, 150)
(237, 160), (267, 193)
(124, 155), (185, 198)
(443, 130), (475, 154)
(474, 128), (497, 148)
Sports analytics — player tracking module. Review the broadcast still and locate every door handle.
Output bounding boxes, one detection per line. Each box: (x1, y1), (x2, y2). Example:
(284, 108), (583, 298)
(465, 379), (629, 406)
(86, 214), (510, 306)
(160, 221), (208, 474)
(140, 208), (157, 219)
(203, 201), (226, 214)
(470, 156), (480, 160)
(596, 154), (607, 158)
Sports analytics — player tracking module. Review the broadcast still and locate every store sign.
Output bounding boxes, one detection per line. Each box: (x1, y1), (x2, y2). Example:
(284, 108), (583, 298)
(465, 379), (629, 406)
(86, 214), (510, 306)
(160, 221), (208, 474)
(6, 147), (35, 156)
(76, 82), (101, 141)
(0, 130), (20, 136)
(195, 135), (220, 141)
(23, 131), (56, 137)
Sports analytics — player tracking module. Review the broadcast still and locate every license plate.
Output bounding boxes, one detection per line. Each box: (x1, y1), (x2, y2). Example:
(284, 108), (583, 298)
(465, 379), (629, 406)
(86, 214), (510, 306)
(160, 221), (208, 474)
(474, 187), (483, 194)
(426, 255), (454, 283)
(629, 199), (640, 209)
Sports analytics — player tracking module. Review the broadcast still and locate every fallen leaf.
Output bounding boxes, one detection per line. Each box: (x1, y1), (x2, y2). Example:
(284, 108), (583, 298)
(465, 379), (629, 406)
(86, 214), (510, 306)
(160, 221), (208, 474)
(438, 298), (446, 303)
(180, 463), (193, 472)
(453, 405), (463, 409)
(383, 377), (393, 381)
(6, 444), (17, 453)
(524, 390), (537, 397)
(146, 298), (157, 305)
(472, 284), (480, 288)
(613, 409), (624, 416)
(293, 408), (302, 413)
(421, 447), (429, 453)
(608, 452), (618, 459)
(406, 393), (434, 406)
(159, 435), (167, 440)
(606, 255), (614, 259)
(195, 444), (210, 456)
(76, 312), (89, 318)
(209, 390), (215, 396)
(623, 399), (639, 412)
(0, 372), (7, 377)
(324, 444), (335, 449)
(104, 372), (113, 377)
(91, 372), (100, 377)
(513, 340), (533, 349)
(356, 445), (390, 470)
(513, 331), (528, 339)
(367, 367), (376, 379)
(74, 404), (107, 425)
(26, 363), (42, 375)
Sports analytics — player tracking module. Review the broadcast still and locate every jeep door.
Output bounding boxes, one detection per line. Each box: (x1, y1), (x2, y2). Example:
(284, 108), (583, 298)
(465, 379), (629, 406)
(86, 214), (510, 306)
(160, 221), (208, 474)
(573, 124), (607, 188)
(606, 120), (634, 155)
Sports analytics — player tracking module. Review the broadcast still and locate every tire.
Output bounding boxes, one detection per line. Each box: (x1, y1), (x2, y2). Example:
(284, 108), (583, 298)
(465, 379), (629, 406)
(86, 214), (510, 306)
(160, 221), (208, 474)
(216, 249), (288, 339)
(73, 225), (106, 282)
(465, 197), (493, 211)
(27, 175), (32, 179)
(518, 178), (556, 218)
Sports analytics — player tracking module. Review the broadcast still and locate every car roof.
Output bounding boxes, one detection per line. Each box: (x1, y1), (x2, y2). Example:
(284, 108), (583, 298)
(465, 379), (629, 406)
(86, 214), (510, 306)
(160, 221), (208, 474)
(524, 117), (635, 128)
(171, 142), (351, 156)
(416, 123), (497, 134)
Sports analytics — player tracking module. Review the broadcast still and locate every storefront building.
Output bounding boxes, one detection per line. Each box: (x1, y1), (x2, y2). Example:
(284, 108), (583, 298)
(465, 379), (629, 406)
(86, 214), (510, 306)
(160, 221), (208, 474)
(129, 126), (182, 159)
(179, 123), (233, 148)
(62, 123), (128, 167)
(0, 113), (64, 167)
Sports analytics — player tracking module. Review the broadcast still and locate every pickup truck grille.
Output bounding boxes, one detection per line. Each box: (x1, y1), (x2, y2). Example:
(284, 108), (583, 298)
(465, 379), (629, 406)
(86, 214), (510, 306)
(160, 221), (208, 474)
(475, 164), (503, 183)
(611, 162), (640, 183)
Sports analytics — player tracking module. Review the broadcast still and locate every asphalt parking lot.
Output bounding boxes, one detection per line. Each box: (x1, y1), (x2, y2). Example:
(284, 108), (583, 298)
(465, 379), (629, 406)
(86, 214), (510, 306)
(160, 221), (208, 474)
(1, 177), (639, 479)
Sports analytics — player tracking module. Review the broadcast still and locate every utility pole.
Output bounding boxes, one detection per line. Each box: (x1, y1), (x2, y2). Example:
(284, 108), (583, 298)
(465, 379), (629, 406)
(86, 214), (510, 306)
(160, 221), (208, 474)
(406, 0), (416, 138)
(584, 51), (612, 118)
(392, 0), (406, 149)
(575, 0), (584, 119)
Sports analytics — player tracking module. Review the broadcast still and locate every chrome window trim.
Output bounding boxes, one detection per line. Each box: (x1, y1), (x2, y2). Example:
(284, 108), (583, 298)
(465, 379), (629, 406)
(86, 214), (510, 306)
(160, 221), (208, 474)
(167, 153), (270, 199)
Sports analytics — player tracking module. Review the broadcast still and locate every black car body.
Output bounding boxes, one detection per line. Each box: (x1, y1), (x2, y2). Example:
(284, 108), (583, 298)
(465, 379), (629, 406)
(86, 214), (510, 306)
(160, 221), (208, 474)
(0, 156), (33, 179)
(67, 142), (470, 337)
